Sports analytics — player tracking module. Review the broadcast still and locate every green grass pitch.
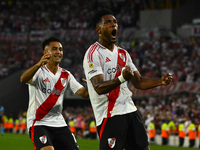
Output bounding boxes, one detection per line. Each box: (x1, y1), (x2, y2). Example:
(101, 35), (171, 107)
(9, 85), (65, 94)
(0, 133), (197, 150)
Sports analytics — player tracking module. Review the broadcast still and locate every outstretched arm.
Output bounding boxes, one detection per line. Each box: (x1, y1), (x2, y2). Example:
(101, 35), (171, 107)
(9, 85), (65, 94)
(130, 71), (172, 90)
(76, 87), (89, 98)
(20, 52), (51, 83)
(75, 78), (89, 98)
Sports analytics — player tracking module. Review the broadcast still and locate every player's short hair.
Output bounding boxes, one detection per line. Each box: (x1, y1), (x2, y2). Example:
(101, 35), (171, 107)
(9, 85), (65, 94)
(42, 36), (61, 50)
(92, 8), (114, 29)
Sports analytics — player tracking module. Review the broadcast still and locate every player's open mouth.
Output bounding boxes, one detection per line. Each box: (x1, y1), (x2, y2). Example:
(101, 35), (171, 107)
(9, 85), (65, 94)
(111, 29), (117, 38)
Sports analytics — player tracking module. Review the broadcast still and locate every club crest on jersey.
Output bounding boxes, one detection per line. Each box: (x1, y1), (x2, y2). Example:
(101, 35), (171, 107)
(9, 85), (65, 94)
(119, 53), (125, 62)
(108, 138), (116, 148)
(89, 62), (94, 69)
(39, 135), (47, 144)
(61, 78), (67, 87)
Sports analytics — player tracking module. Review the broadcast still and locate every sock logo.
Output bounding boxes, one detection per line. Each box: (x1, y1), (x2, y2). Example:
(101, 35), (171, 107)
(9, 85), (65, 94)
(108, 138), (116, 148)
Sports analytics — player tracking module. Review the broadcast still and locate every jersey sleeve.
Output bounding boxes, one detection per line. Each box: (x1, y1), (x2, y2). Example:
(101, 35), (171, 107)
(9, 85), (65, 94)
(126, 52), (138, 72)
(84, 50), (103, 80)
(68, 72), (83, 94)
(28, 68), (41, 86)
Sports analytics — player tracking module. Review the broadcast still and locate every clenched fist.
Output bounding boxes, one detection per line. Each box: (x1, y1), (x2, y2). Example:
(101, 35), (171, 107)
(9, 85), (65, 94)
(161, 73), (173, 85)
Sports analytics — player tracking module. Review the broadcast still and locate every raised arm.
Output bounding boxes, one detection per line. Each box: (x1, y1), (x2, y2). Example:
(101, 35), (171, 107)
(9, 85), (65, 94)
(91, 66), (133, 95)
(130, 71), (172, 90)
(20, 52), (51, 83)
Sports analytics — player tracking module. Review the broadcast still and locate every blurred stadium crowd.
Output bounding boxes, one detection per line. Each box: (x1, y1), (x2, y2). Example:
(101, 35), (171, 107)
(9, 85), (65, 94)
(1, 0), (199, 83)
(0, 0), (200, 147)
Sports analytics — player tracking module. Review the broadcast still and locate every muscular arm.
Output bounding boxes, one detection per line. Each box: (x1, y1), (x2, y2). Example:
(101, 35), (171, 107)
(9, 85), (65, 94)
(130, 71), (172, 90)
(91, 66), (134, 95)
(91, 74), (121, 95)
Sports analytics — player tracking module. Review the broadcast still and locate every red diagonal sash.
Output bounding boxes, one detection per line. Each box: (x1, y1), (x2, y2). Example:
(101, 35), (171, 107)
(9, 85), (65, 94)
(107, 49), (127, 117)
(35, 71), (69, 121)
(99, 48), (127, 141)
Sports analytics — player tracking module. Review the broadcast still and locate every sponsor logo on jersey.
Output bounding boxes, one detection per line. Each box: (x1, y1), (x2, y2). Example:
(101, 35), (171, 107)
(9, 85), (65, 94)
(41, 87), (65, 95)
(61, 78), (67, 87)
(89, 62), (94, 69)
(88, 70), (97, 74)
(107, 64), (123, 74)
(108, 138), (116, 148)
(39, 135), (47, 144)
(105, 57), (111, 62)
(119, 53), (125, 62)
(44, 77), (50, 82)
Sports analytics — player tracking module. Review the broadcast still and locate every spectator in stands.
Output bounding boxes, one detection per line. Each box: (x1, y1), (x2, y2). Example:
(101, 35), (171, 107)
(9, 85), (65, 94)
(147, 119), (156, 143)
(89, 115), (97, 139)
(7, 113), (14, 133)
(0, 105), (4, 136)
(188, 119), (196, 147)
(69, 118), (76, 135)
(178, 120), (186, 147)
(198, 122), (200, 148)
(21, 113), (27, 134)
(14, 118), (20, 134)
(161, 117), (169, 145)
(75, 113), (84, 139)
(154, 113), (162, 134)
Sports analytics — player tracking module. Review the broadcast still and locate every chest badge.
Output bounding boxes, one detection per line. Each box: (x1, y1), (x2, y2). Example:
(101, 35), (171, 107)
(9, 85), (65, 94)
(119, 53), (125, 62)
(61, 78), (67, 87)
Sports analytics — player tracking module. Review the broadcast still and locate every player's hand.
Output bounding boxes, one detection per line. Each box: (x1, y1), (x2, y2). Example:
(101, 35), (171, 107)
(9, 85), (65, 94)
(122, 66), (134, 81)
(161, 73), (172, 85)
(82, 78), (87, 83)
(38, 52), (51, 66)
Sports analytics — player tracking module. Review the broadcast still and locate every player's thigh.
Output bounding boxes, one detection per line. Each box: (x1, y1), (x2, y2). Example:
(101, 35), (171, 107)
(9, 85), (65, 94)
(125, 111), (149, 150)
(97, 116), (128, 150)
(40, 146), (54, 150)
(29, 126), (53, 150)
(53, 126), (79, 150)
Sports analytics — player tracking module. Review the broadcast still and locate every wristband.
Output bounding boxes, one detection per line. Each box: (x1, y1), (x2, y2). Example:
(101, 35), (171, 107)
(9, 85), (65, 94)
(118, 67), (126, 83)
(118, 74), (126, 83)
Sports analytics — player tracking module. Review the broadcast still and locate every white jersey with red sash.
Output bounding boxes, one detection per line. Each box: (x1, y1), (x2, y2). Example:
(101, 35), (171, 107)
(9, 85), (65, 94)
(83, 42), (137, 126)
(27, 65), (83, 131)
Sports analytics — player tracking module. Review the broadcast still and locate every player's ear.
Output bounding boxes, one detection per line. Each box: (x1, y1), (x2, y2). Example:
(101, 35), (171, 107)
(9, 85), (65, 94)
(43, 46), (49, 54)
(95, 27), (101, 36)
(43, 49), (47, 54)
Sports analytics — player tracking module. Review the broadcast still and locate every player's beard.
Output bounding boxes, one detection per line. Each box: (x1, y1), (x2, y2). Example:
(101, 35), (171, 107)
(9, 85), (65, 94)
(102, 32), (117, 44)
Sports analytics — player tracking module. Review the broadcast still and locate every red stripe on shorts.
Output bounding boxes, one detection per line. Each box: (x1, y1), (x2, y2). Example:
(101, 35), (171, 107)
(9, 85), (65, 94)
(99, 118), (108, 143)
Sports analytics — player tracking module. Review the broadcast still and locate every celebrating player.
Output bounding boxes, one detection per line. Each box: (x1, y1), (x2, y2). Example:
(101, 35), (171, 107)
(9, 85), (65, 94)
(20, 37), (88, 150)
(83, 8), (172, 150)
